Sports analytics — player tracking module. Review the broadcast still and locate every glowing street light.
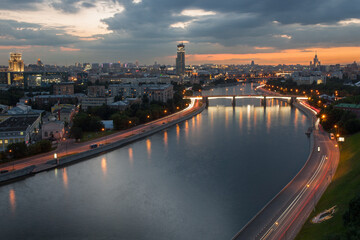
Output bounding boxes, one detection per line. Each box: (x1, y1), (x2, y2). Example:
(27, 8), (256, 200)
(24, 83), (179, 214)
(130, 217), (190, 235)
(321, 114), (326, 119)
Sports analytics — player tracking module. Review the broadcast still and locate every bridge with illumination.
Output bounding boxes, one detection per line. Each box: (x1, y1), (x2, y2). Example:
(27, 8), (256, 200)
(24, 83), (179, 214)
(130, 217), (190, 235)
(185, 95), (308, 107)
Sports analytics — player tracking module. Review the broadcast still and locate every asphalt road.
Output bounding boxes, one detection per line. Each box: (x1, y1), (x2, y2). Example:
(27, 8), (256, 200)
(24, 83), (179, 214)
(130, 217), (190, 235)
(0, 99), (199, 172)
(232, 103), (340, 240)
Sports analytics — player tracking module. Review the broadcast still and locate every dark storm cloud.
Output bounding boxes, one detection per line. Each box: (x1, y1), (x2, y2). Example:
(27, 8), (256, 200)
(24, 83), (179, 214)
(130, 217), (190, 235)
(98, 0), (360, 54)
(0, 20), (78, 46)
(0, 0), (359, 63)
(0, 0), (44, 10)
(51, 0), (84, 13)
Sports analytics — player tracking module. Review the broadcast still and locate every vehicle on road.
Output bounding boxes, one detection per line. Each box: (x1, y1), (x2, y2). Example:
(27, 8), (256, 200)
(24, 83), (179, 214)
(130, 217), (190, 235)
(329, 133), (335, 140)
(90, 144), (98, 149)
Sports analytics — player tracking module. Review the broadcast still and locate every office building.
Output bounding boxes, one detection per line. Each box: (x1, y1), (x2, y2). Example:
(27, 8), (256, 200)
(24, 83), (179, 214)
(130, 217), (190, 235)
(8, 53), (25, 72)
(176, 43), (185, 75)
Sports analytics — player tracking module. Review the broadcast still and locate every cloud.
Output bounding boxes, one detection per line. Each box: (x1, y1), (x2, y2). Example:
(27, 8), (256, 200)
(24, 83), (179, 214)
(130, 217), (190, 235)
(60, 46), (81, 51)
(0, 0), (359, 64)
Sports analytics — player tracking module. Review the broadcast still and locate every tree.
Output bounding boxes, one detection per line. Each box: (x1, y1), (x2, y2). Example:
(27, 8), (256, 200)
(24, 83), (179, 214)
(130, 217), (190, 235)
(7, 142), (27, 159)
(71, 127), (83, 140)
(38, 140), (52, 152)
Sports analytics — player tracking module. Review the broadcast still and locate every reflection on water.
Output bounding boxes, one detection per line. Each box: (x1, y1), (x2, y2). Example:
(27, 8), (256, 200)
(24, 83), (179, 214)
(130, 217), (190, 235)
(163, 131), (168, 149)
(0, 84), (311, 240)
(128, 147), (133, 166)
(62, 168), (68, 189)
(146, 139), (151, 159)
(101, 157), (107, 176)
(176, 124), (180, 143)
(185, 120), (189, 138)
(9, 189), (15, 213)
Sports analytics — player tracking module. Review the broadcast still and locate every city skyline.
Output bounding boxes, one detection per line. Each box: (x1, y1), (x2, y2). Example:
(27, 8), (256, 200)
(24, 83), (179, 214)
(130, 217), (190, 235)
(0, 0), (359, 65)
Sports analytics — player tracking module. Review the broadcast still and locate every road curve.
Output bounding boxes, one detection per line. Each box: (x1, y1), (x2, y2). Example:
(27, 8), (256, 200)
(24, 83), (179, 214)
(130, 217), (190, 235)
(0, 99), (202, 172)
(232, 101), (340, 240)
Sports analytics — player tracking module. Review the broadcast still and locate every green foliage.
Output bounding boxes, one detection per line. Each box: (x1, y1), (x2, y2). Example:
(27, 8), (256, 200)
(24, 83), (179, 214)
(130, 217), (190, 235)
(72, 112), (104, 132)
(319, 107), (360, 135)
(7, 142), (27, 159)
(6, 140), (52, 159)
(0, 87), (24, 106)
(86, 105), (117, 120)
(212, 77), (238, 85)
(70, 127), (83, 140)
(267, 78), (360, 97)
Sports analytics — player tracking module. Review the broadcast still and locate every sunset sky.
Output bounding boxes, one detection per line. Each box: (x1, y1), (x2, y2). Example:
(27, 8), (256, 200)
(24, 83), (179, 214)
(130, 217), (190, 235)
(0, 0), (359, 65)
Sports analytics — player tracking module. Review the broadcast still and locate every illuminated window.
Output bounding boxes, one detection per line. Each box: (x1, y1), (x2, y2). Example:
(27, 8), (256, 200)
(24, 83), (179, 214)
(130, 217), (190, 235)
(20, 132), (24, 135)
(4, 139), (8, 144)
(0, 140), (2, 144)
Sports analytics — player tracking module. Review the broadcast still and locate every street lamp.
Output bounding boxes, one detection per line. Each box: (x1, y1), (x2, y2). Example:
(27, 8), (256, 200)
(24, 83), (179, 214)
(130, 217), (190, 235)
(54, 153), (58, 164)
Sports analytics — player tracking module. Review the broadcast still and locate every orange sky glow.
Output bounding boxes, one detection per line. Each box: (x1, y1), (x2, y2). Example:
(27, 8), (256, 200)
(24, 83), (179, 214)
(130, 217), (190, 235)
(183, 47), (360, 65)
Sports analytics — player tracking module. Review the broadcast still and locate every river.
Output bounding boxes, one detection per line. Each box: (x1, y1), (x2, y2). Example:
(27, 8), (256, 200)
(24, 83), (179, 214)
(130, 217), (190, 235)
(0, 84), (311, 240)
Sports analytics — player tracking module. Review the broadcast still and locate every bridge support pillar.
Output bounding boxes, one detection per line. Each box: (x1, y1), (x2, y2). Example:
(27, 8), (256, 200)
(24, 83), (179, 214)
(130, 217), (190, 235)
(232, 96), (236, 108)
(288, 97), (296, 106)
(203, 96), (209, 108)
(261, 96), (267, 107)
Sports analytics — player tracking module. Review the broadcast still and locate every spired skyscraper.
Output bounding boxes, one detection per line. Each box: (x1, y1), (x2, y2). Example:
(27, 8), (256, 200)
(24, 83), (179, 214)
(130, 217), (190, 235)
(176, 43), (185, 75)
(8, 53), (24, 72)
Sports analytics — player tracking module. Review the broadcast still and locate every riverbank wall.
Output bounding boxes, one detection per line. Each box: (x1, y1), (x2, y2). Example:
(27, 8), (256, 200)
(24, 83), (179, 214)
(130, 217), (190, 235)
(0, 102), (206, 185)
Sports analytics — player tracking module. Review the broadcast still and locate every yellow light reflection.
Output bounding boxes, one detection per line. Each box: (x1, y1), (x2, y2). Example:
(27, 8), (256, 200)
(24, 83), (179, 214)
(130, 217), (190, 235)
(164, 131), (168, 148)
(176, 124), (180, 143)
(247, 105), (251, 131)
(225, 108), (229, 129)
(9, 189), (16, 213)
(239, 108), (243, 131)
(254, 107), (257, 129)
(62, 168), (68, 189)
(196, 113), (201, 129)
(294, 109), (299, 130)
(101, 157), (107, 176)
(185, 120), (189, 138)
(146, 139), (151, 158)
(128, 148), (133, 166)
(267, 108), (271, 133)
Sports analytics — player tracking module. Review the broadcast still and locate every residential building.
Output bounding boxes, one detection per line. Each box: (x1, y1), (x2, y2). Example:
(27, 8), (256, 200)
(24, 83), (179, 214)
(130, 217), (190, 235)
(109, 83), (173, 103)
(0, 115), (41, 151)
(42, 121), (65, 141)
(53, 83), (74, 95)
(81, 96), (114, 110)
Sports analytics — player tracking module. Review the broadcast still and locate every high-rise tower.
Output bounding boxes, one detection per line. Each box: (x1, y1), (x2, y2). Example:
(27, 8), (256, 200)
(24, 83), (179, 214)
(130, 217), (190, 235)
(176, 43), (185, 75)
(8, 53), (24, 72)
(310, 52), (321, 69)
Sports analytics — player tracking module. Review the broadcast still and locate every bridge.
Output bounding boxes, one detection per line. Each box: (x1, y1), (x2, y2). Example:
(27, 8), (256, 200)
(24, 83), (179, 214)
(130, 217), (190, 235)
(185, 95), (308, 107)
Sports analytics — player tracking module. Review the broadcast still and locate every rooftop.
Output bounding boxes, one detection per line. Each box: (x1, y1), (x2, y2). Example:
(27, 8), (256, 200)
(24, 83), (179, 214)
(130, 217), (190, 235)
(0, 115), (39, 132)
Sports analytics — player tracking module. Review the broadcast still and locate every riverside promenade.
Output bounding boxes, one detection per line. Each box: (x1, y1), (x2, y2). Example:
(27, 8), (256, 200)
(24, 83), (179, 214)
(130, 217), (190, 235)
(0, 99), (205, 183)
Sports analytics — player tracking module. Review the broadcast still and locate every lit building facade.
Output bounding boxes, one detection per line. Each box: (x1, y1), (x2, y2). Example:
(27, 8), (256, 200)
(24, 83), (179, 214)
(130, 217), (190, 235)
(8, 53), (24, 72)
(310, 52), (321, 69)
(176, 43), (185, 75)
